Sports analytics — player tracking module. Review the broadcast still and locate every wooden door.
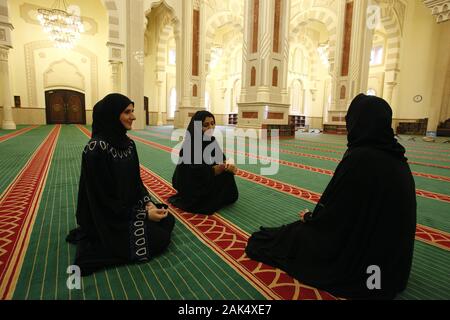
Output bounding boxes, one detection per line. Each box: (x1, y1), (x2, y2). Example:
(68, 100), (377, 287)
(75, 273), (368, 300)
(66, 92), (85, 124)
(47, 92), (66, 123)
(45, 90), (86, 124)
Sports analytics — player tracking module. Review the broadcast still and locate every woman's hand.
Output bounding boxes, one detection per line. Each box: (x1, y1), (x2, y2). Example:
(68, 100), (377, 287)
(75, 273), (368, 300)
(224, 163), (238, 175)
(146, 202), (168, 222)
(299, 209), (310, 223)
(213, 164), (226, 176)
(223, 159), (237, 175)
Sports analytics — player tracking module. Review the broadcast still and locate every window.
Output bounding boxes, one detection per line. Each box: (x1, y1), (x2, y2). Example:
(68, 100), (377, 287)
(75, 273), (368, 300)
(370, 46), (383, 66)
(168, 49), (176, 65)
(169, 88), (176, 118)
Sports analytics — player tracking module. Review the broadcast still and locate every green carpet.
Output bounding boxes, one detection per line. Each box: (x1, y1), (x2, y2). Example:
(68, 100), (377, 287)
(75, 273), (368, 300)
(3, 124), (450, 300)
(0, 125), (29, 137)
(0, 126), (52, 194)
(11, 125), (264, 300)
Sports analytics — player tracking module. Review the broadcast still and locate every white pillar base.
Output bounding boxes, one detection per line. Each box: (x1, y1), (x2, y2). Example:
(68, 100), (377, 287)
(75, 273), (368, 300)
(157, 112), (163, 126)
(2, 120), (16, 130)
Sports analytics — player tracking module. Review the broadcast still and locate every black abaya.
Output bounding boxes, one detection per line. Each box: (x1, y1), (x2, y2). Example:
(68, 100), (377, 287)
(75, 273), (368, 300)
(168, 111), (239, 215)
(67, 94), (175, 276)
(245, 94), (417, 299)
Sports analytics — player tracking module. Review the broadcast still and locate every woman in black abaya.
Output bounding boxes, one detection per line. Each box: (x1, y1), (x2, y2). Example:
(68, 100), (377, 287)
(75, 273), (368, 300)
(168, 111), (239, 215)
(245, 94), (417, 299)
(67, 93), (175, 276)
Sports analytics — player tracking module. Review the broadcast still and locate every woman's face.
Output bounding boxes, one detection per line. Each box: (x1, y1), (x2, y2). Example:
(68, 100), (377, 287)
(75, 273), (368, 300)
(202, 116), (215, 136)
(120, 104), (136, 130)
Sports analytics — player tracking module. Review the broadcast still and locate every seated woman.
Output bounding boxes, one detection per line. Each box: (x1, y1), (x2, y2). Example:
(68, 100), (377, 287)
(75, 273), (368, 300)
(66, 93), (175, 276)
(168, 111), (239, 215)
(245, 94), (417, 300)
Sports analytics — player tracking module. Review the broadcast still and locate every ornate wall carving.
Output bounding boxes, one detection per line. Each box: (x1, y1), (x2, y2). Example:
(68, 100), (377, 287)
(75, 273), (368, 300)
(24, 41), (98, 107)
(43, 59), (86, 91)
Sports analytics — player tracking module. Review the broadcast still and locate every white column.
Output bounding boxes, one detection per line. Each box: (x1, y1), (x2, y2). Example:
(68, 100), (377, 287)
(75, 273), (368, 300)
(0, 47), (15, 130)
(174, 0), (205, 128)
(328, 0), (346, 115)
(107, 41), (125, 93)
(238, 0), (291, 131)
(156, 72), (164, 126)
(125, 0), (145, 130)
(110, 61), (122, 93)
(384, 82), (396, 105)
(346, 0), (373, 103)
(173, 20), (182, 127)
(328, 0), (373, 122)
(0, 1), (16, 130)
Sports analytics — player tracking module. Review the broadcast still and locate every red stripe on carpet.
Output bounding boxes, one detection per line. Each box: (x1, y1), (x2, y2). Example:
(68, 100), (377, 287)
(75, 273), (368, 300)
(139, 166), (338, 300)
(0, 126), (38, 144)
(0, 125), (60, 299)
(126, 131), (450, 251)
(76, 127), (337, 300)
(142, 130), (450, 183)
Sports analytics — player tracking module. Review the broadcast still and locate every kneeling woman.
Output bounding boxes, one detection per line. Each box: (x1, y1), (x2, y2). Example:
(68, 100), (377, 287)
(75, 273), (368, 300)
(245, 94), (416, 299)
(169, 111), (239, 215)
(67, 93), (175, 276)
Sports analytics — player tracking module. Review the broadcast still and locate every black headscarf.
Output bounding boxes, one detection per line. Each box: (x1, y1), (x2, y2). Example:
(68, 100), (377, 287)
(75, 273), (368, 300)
(179, 110), (224, 165)
(245, 93), (417, 299)
(92, 93), (134, 149)
(169, 110), (237, 214)
(345, 93), (406, 161)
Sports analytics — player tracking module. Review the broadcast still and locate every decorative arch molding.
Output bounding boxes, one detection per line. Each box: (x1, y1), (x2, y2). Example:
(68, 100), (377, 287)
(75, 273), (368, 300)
(24, 40), (98, 107)
(145, 0), (181, 22)
(290, 8), (338, 65)
(369, 0), (406, 72)
(204, 11), (244, 67)
(289, 78), (305, 114)
(289, 78), (302, 88)
(231, 78), (241, 113)
(43, 59), (86, 92)
(156, 24), (175, 71)
(379, 17), (403, 72)
(289, 36), (318, 77)
(146, 1), (181, 72)
(223, 40), (243, 75)
(145, 0), (181, 32)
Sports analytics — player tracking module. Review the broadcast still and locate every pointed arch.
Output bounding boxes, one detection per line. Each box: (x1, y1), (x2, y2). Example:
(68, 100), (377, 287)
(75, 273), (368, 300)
(290, 8), (337, 67)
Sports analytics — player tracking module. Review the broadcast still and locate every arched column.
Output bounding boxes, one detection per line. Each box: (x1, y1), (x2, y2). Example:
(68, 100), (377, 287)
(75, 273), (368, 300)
(125, 0), (145, 129)
(0, 0), (16, 129)
(0, 47), (15, 129)
(238, 0), (292, 132)
(328, 0), (373, 123)
(174, 0), (206, 128)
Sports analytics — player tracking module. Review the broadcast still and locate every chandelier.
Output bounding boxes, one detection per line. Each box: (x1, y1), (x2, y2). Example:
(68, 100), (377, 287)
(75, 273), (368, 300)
(37, 0), (84, 49)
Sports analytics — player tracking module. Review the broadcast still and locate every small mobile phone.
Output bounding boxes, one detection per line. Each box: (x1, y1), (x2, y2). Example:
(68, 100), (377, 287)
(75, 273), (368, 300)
(155, 203), (168, 209)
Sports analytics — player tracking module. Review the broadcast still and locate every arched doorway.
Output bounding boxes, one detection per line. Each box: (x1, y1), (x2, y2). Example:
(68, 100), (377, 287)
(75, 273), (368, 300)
(45, 89), (86, 124)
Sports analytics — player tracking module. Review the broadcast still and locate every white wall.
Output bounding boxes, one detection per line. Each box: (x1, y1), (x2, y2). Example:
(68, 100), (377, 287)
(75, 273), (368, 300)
(396, 1), (450, 122)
